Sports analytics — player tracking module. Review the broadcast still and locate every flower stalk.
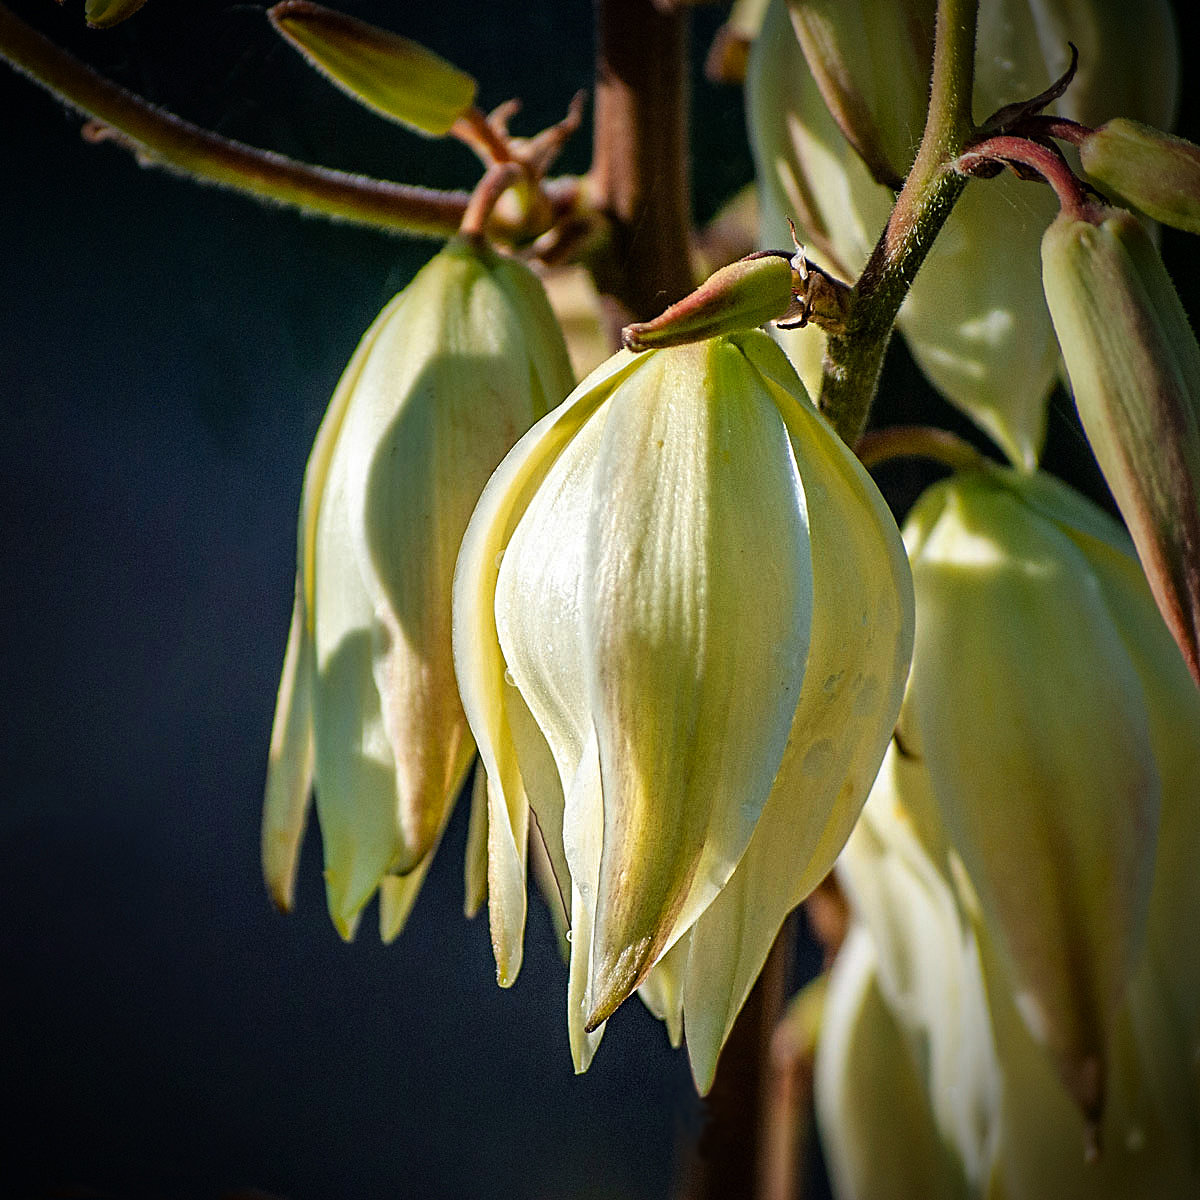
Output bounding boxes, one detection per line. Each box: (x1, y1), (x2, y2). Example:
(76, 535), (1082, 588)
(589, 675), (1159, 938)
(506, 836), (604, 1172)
(817, 0), (980, 446)
(0, 1), (474, 237)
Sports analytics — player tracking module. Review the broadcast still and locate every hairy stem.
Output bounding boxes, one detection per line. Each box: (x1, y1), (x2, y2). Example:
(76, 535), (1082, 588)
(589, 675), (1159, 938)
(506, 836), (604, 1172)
(818, 0), (980, 445)
(0, 2), (470, 237)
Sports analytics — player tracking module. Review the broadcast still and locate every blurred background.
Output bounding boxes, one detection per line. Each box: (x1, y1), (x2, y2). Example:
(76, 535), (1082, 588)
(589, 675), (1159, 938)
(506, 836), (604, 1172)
(0, 1), (1195, 1198)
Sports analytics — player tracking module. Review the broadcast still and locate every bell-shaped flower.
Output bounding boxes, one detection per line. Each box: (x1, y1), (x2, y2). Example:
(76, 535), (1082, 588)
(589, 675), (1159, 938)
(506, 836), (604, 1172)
(262, 236), (574, 940)
(452, 329), (913, 1083)
(747, 0), (1179, 468)
(820, 725), (1200, 1198)
(899, 465), (1186, 1123)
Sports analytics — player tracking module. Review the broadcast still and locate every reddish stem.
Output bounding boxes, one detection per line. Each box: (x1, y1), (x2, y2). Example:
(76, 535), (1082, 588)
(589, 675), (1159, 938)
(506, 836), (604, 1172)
(956, 134), (1096, 220)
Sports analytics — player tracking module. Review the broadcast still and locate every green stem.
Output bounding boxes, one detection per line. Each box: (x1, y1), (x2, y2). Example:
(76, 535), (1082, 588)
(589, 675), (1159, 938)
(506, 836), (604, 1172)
(854, 425), (991, 473)
(818, 0), (980, 445)
(0, 2), (470, 237)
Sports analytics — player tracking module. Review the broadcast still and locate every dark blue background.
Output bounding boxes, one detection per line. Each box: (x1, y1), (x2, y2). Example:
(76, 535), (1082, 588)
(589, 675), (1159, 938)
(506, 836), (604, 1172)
(0, 2), (1195, 1198)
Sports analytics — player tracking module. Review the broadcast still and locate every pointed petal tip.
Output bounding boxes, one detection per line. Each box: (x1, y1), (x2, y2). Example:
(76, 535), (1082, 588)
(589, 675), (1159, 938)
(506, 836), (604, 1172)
(324, 873), (367, 942)
(333, 911), (360, 942)
(585, 936), (654, 1031)
(493, 943), (524, 989)
(1071, 1053), (1106, 1131)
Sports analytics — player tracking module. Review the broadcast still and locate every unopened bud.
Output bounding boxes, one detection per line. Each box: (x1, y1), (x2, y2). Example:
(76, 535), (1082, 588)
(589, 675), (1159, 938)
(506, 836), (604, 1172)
(1041, 205), (1200, 686)
(621, 253), (798, 351)
(84, 0), (149, 27)
(1081, 120), (1200, 235)
(268, 1), (477, 136)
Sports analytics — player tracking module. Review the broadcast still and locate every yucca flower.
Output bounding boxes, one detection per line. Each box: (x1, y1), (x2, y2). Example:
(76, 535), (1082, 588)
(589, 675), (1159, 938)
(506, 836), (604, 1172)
(895, 465), (1200, 1136)
(262, 236), (574, 940)
(452, 329), (913, 1087)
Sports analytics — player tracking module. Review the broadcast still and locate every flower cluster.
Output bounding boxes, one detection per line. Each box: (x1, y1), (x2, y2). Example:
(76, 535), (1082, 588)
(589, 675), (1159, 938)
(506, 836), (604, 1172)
(816, 467), (1200, 1198)
(219, 0), (1200, 1184)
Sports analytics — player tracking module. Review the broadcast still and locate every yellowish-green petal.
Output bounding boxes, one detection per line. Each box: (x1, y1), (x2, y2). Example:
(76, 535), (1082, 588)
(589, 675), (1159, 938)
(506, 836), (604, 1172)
(311, 431), (404, 940)
(463, 761), (488, 919)
(906, 475), (1159, 1120)
(584, 339), (814, 1025)
(84, 0), (149, 28)
(639, 931), (691, 1050)
(839, 746), (1000, 1185)
(564, 730), (606, 1073)
(379, 857), (434, 943)
(681, 344), (911, 1091)
(815, 925), (969, 1200)
(261, 577), (315, 913)
(452, 350), (640, 985)
(336, 244), (538, 871)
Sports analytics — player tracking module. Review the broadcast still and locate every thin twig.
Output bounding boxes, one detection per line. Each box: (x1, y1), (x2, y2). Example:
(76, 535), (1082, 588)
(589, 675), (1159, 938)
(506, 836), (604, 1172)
(0, 2), (469, 237)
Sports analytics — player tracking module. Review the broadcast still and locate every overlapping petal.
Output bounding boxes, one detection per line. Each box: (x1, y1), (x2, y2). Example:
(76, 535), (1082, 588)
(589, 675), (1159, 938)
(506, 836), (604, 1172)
(905, 470), (1159, 1119)
(679, 341), (912, 1091)
(265, 239), (573, 941)
(456, 329), (914, 1081)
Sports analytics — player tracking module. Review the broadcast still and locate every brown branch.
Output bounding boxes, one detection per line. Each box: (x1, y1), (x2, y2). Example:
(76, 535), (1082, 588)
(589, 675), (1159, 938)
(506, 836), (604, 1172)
(588, 0), (695, 320)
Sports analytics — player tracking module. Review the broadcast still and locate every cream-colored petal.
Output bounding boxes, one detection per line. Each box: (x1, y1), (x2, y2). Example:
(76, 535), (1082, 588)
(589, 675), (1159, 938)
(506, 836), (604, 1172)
(378, 789), (458, 942)
(1050, 507), (1200, 1075)
(977, 914), (1198, 1200)
(452, 349), (642, 984)
(584, 339), (814, 1025)
(462, 760), (488, 919)
(815, 925), (969, 1200)
(311, 436), (403, 940)
(682, 344), (912, 1092)
(379, 856), (435, 943)
(567, 883), (605, 1072)
(496, 391), (609, 906)
(639, 931), (691, 1050)
(262, 576), (315, 912)
(489, 251), (577, 417)
(337, 246), (535, 871)
(839, 749), (1001, 1186)
(899, 175), (1059, 470)
(300, 291), (406, 628)
(286, 288), (408, 933)
(908, 478), (1159, 1121)
(564, 729), (606, 1072)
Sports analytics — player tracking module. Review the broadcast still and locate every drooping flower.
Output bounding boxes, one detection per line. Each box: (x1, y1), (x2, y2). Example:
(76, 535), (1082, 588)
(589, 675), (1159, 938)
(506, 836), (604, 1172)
(262, 236), (574, 940)
(898, 464), (1198, 1126)
(452, 329), (913, 1086)
(815, 923), (976, 1200)
(821, 712), (1200, 1199)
